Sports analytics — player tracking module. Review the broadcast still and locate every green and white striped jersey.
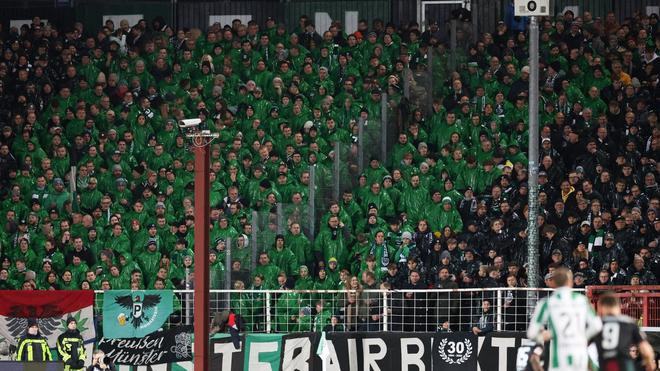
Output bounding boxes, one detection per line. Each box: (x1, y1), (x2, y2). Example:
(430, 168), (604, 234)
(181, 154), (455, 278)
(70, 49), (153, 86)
(527, 287), (603, 371)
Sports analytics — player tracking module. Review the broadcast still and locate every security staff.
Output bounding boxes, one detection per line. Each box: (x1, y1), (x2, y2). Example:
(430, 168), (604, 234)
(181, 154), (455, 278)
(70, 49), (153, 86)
(57, 317), (86, 370)
(16, 318), (52, 361)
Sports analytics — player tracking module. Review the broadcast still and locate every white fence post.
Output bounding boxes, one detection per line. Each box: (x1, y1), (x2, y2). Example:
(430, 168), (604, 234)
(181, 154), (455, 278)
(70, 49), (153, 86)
(185, 270), (191, 326)
(382, 291), (388, 332)
(496, 289), (503, 332)
(265, 291), (272, 333)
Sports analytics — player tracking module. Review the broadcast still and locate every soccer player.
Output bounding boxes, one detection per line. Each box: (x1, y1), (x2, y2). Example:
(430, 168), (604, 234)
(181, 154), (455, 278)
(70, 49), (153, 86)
(527, 267), (602, 371)
(593, 292), (655, 371)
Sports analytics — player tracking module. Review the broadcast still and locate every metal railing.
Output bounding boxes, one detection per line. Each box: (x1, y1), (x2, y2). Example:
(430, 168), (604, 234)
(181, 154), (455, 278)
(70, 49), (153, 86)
(94, 288), (585, 334)
(587, 285), (660, 327)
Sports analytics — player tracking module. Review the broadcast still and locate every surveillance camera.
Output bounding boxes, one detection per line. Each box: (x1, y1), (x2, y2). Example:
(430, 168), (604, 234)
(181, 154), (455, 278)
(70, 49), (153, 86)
(179, 118), (201, 129)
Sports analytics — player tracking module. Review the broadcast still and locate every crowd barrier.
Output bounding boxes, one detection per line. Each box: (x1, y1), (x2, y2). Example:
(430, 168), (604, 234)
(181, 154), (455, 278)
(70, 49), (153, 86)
(90, 286), (660, 333)
(0, 287), (657, 370)
(95, 287), (575, 334)
(587, 285), (660, 326)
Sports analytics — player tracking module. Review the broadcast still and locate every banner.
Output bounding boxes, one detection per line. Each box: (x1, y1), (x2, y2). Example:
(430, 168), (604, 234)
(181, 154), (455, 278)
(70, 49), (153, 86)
(0, 290), (96, 349)
(244, 333), (282, 370)
(211, 331), (528, 371)
(212, 333), (320, 371)
(102, 290), (173, 339)
(477, 332), (529, 371)
(433, 332), (478, 370)
(97, 325), (193, 366)
(316, 332), (433, 371)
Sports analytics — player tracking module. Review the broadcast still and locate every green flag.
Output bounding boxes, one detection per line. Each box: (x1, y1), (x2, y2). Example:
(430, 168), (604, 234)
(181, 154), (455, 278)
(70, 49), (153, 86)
(102, 290), (174, 338)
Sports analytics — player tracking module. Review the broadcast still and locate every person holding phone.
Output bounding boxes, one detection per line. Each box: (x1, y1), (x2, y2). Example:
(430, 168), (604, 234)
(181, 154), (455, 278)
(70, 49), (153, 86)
(87, 350), (115, 371)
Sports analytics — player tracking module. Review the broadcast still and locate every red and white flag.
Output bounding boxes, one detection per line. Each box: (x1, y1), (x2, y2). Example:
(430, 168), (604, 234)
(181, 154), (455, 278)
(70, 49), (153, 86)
(0, 290), (96, 350)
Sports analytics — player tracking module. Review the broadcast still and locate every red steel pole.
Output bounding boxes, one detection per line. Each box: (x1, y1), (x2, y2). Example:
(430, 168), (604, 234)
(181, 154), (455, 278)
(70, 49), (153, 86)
(193, 144), (210, 371)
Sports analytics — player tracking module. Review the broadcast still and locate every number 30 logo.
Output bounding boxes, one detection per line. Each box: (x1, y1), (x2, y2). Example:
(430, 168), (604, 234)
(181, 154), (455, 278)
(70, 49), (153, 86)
(438, 338), (473, 364)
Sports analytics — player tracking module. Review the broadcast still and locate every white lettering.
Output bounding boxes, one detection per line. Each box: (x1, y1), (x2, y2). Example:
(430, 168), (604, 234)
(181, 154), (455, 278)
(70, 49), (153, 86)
(363, 338), (387, 371)
(344, 11), (358, 34)
(315, 11), (359, 34)
(400, 338), (425, 371)
(491, 337), (516, 371)
(476, 336), (485, 371)
(282, 337), (311, 371)
(323, 339), (342, 371)
(315, 13), (333, 36)
(348, 338), (358, 371)
(248, 341), (278, 371)
(213, 341), (242, 371)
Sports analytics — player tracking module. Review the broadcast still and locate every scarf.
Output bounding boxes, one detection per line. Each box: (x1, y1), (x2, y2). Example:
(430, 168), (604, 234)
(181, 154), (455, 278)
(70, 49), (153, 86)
(495, 102), (505, 117)
(394, 245), (410, 263)
(473, 95), (486, 113)
(370, 243), (390, 271)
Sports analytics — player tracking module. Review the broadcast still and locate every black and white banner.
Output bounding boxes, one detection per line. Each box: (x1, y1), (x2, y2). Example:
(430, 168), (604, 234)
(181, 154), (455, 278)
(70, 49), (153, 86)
(316, 332), (433, 371)
(98, 325), (193, 366)
(433, 333), (478, 370)
(476, 332), (530, 371)
(209, 331), (529, 370)
(212, 333), (319, 371)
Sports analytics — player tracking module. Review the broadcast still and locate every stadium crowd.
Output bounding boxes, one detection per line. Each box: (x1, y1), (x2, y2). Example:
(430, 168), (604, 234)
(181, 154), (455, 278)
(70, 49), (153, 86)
(0, 7), (659, 331)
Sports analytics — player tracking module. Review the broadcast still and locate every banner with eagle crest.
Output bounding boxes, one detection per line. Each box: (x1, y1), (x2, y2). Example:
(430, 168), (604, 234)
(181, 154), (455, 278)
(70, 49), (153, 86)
(103, 290), (173, 339)
(0, 290), (96, 350)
